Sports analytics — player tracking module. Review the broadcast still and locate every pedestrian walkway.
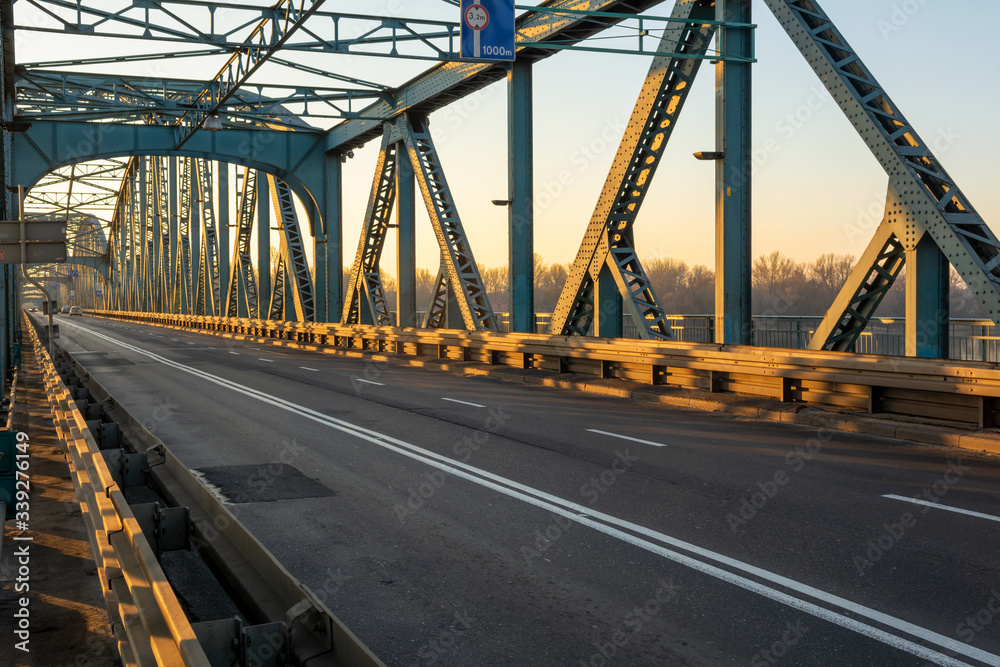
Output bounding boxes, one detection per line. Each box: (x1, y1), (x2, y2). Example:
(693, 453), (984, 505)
(0, 339), (118, 667)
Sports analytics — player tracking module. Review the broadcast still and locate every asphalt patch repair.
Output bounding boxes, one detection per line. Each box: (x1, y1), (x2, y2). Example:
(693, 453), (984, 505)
(194, 463), (336, 503)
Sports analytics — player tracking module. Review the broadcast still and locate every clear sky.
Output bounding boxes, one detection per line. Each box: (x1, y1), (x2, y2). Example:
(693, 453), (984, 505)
(13, 0), (1000, 276)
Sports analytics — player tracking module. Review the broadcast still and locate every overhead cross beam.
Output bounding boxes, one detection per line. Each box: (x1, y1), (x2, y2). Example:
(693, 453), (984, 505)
(15, 3), (463, 65)
(326, 0), (681, 152)
(172, 0), (327, 148)
(14, 70), (379, 124)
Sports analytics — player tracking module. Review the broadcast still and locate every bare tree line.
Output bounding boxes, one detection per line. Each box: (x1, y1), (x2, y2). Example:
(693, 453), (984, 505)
(337, 251), (987, 319)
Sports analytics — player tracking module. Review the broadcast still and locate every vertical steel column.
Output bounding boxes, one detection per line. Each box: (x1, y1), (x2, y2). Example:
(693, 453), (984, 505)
(129, 169), (140, 310)
(906, 235), (950, 358)
(176, 158), (193, 315)
(313, 160), (328, 323)
(152, 159), (165, 311)
(396, 141), (417, 327)
(118, 189), (127, 311)
(594, 266), (623, 338)
(139, 157), (149, 311)
(284, 270), (295, 321)
(189, 161), (201, 314)
(1, 0), (13, 388)
(168, 158), (178, 312)
(508, 59), (534, 332)
(218, 163), (230, 308)
(257, 171), (270, 319)
(325, 154), (343, 322)
(155, 158), (170, 311)
(714, 0), (752, 345)
(313, 235), (327, 321)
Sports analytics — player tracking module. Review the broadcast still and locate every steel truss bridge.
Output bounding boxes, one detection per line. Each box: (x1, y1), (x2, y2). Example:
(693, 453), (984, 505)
(2, 0), (995, 375)
(1, 0), (1000, 664)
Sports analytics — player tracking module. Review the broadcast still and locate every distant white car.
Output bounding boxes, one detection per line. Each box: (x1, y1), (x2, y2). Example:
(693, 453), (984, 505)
(69, 306), (83, 316)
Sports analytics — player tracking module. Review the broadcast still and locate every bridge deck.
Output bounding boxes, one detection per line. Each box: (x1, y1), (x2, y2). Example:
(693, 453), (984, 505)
(40, 314), (1000, 666)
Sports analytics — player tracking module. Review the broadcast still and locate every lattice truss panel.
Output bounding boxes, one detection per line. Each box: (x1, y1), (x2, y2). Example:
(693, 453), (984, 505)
(759, 0), (1000, 349)
(343, 129), (399, 327)
(548, 0), (717, 340)
(225, 167), (261, 319)
(396, 113), (497, 331)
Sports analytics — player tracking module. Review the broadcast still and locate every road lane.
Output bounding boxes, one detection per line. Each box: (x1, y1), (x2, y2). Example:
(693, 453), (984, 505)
(51, 316), (1000, 665)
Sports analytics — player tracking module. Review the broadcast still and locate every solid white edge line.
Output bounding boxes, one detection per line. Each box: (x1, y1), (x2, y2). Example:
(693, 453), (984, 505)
(356, 379), (385, 386)
(442, 397), (486, 408)
(61, 321), (997, 667)
(882, 494), (1000, 523)
(586, 428), (667, 447)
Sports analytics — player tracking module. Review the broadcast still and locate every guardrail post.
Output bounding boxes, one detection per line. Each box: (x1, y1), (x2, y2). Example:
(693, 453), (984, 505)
(780, 377), (797, 403)
(709, 370), (722, 393)
(0, 432), (16, 523)
(979, 397), (996, 429)
(867, 386), (882, 414)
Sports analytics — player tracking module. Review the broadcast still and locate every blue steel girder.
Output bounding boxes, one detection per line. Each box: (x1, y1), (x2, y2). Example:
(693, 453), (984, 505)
(175, 158), (194, 314)
(269, 254), (286, 321)
(767, 0), (1000, 327)
(424, 264), (450, 329)
(266, 175), (315, 323)
(11, 121), (328, 237)
(226, 167), (260, 319)
(171, 0), (328, 149)
(14, 3), (464, 64)
(548, 0), (717, 339)
(14, 70), (380, 125)
(194, 160), (222, 315)
(326, 0), (679, 152)
(394, 113), (496, 331)
(343, 128), (398, 326)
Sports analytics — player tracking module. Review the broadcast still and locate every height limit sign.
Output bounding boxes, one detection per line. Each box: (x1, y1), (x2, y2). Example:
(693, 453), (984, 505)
(461, 0), (514, 61)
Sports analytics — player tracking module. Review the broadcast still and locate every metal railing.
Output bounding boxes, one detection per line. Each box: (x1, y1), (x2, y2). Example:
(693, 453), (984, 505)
(26, 315), (211, 666)
(28, 312), (385, 666)
(89, 310), (1000, 430)
(620, 314), (1000, 363)
(399, 312), (1000, 361)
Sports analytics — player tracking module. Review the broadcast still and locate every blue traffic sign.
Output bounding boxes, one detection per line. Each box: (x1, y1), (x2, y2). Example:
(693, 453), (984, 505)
(460, 0), (514, 61)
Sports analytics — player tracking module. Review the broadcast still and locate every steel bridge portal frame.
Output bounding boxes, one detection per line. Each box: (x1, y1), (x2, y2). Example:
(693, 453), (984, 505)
(6, 0), (1000, 367)
(10, 121), (333, 320)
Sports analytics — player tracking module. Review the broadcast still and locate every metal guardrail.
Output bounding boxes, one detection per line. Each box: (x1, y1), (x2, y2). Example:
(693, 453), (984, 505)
(4, 367), (17, 431)
(35, 312), (385, 667)
(90, 310), (1000, 429)
(26, 315), (212, 666)
(621, 314), (1000, 362)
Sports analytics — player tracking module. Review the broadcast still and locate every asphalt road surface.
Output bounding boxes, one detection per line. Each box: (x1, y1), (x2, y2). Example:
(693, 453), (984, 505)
(53, 315), (1000, 667)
